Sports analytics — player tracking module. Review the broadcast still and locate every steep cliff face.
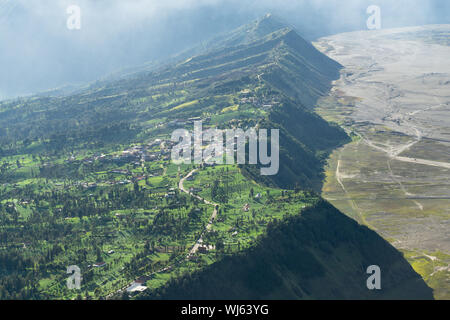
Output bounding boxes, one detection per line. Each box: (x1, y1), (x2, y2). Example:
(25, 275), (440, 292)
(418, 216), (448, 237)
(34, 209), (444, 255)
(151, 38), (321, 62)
(145, 201), (433, 300)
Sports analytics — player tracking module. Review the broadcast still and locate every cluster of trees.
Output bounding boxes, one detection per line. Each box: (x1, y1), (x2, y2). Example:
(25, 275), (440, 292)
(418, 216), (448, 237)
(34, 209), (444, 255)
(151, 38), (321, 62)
(0, 252), (39, 300)
(0, 171), (211, 298)
(140, 200), (432, 300)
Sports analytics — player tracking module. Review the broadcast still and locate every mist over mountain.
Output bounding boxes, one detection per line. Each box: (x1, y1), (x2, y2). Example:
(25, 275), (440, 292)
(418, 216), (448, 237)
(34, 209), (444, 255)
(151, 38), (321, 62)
(0, 7), (439, 301)
(0, 0), (449, 99)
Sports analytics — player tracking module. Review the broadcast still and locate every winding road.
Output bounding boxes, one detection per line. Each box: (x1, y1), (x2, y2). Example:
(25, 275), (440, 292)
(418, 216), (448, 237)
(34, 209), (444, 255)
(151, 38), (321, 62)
(179, 168), (218, 257)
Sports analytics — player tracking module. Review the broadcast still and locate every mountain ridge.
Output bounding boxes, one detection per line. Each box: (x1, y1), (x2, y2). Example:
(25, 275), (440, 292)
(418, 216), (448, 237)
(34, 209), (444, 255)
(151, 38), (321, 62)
(0, 15), (434, 300)
(142, 200), (434, 300)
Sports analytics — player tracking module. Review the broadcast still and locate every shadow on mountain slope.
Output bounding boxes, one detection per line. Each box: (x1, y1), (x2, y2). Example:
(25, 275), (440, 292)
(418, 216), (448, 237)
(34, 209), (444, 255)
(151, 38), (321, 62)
(141, 200), (433, 300)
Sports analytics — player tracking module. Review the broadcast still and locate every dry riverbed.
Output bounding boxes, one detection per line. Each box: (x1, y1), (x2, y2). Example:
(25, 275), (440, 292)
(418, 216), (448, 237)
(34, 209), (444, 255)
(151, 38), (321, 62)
(315, 25), (450, 299)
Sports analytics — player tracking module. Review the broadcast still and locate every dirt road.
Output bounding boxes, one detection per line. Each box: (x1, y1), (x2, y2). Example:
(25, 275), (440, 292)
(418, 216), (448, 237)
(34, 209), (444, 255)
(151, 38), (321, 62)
(316, 26), (450, 298)
(179, 168), (218, 257)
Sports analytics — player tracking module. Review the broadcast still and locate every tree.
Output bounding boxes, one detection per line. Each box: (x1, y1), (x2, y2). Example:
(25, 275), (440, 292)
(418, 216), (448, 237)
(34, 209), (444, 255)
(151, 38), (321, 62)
(134, 181), (140, 193)
(216, 240), (224, 252)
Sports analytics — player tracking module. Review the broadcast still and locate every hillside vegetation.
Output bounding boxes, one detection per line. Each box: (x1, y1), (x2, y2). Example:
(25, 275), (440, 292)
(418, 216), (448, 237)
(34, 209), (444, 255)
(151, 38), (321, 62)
(0, 15), (432, 300)
(146, 200), (433, 300)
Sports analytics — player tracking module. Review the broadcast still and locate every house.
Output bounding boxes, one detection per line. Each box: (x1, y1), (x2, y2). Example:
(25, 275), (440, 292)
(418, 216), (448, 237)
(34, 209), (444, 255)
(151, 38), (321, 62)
(198, 246), (208, 254)
(22, 242), (31, 249)
(93, 262), (106, 268)
(126, 281), (148, 293)
(198, 245), (215, 254)
(168, 119), (186, 127)
(188, 255), (200, 262)
(110, 169), (129, 175)
(148, 139), (162, 147)
(189, 187), (202, 194)
(142, 153), (158, 161)
(165, 191), (176, 198)
(187, 117), (202, 124)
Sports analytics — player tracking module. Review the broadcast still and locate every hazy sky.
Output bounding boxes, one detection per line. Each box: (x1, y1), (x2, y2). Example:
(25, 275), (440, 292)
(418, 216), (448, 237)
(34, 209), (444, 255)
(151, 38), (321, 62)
(0, 0), (449, 99)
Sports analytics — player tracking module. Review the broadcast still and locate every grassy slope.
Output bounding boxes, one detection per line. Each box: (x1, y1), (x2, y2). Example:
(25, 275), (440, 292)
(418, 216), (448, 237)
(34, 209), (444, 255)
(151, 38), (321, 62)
(0, 15), (434, 300)
(146, 200), (433, 300)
